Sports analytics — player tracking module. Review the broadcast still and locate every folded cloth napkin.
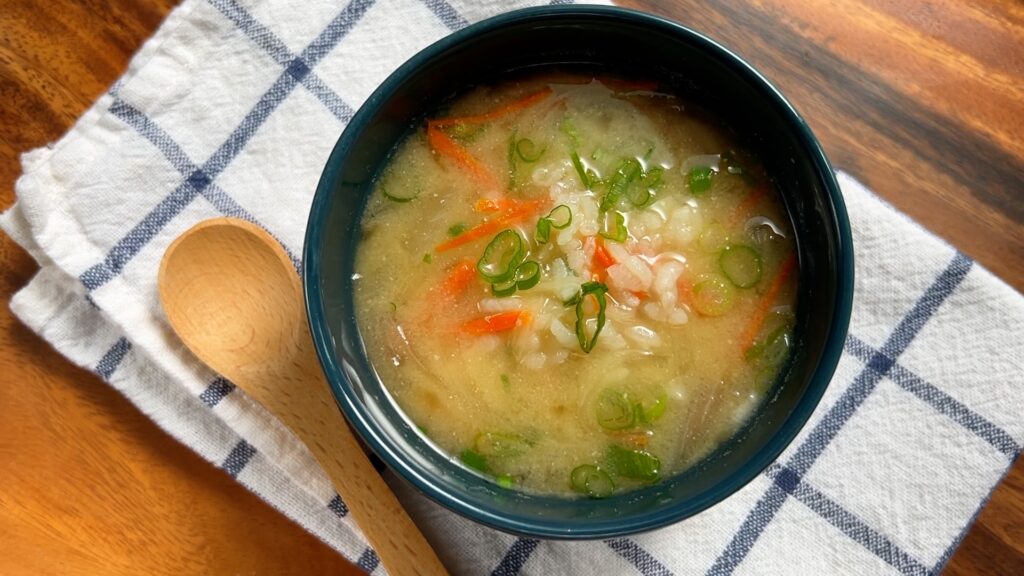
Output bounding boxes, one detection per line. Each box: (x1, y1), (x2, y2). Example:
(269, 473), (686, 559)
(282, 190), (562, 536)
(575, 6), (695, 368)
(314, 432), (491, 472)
(4, 0), (1023, 574)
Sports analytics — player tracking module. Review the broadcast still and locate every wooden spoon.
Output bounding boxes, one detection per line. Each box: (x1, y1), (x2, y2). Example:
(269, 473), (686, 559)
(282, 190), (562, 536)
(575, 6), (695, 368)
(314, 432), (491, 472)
(158, 217), (447, 576)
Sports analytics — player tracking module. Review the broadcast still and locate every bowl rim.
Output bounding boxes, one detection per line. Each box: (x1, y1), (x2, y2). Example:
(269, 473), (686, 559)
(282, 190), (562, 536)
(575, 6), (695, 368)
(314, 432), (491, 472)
(304, 4), (854, 538)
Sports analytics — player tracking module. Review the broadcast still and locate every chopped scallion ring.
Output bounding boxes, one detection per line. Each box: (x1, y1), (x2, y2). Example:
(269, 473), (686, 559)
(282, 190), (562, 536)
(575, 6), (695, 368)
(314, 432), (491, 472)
(570, 464), (615, 498)
(381, 185), (419, 202)
(596, 389), (635, 430)
(477, 229), (525, 283)
(546, 204), (572, 229)
(599, 211), (627, 243)
(719, 244), (763, 288)
(515, 138), (546, 162)
(491, 279), (518, 298)
(514, 260), (541, 290)
(574, 281), (609, 353)
(688, 166), (714, 195)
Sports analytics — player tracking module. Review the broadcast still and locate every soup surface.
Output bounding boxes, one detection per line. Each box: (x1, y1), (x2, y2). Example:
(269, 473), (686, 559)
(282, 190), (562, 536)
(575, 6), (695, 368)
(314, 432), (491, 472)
(354, 74), (797, 497)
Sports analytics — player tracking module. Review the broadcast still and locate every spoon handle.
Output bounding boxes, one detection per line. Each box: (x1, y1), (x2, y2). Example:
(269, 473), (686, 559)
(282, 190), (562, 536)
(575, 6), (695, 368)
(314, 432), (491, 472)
(238, 337), (448, 576)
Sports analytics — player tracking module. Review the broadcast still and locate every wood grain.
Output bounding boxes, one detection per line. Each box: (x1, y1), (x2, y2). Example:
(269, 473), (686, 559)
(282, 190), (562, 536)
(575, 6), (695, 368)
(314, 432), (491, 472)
(159, 218), (447, 576)
(0, 0), (1021, 574)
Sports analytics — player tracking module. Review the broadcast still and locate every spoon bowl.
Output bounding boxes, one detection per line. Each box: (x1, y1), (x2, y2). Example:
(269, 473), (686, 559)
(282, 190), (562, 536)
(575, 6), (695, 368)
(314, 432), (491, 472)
(159, 217), (447, 576)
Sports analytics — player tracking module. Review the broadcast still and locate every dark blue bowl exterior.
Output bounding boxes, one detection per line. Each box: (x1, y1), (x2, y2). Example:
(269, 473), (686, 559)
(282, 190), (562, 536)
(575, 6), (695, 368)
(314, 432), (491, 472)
(304, 5), (854, 539)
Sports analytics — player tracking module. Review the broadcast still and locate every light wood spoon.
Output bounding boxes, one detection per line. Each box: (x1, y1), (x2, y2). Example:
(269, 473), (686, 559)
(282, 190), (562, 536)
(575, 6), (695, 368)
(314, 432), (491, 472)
(158, 217), (447, 576)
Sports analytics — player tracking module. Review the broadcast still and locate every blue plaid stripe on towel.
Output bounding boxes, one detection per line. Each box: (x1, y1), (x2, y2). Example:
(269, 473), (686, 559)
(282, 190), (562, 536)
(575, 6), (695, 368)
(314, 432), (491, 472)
(3, 1), (1022, 574)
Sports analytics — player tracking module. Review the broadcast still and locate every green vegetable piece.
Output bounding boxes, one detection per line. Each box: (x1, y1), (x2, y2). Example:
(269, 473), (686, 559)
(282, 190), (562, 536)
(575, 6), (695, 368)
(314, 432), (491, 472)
(500, 374), (511, 393)
(635, 389), (668, 424)
(535, 218), (553, 244)
(491, 278), (518, 298)
(601, 158), (643, 212)
(516, 138), (546, 162)
(474, 432), (532, 458)
(477, 229), (525, 283)
(382, 185), (419, 202)
(596, 389), (635, 430)
(688, 166), (714, 195)
(692, 275), (736, 316)
(570, 464), (615, 498)
(746, 324), (793, 368)
(600, 210), (628, 243)
(546, 205), (572, 229)
(753, 365), (779, 394)
(571, 151), (592, 189)
(719, 244), (764, 288)
(536, 205), (573, 244)
(422, 253), (432, 264)
(448, 223), (468, 237)
(514, 260), (541, 291)
(460, 449), (489, 473)
(606, 444), (661, 482)
(496, 474), (516, 489)
(574, 281), (609, 353)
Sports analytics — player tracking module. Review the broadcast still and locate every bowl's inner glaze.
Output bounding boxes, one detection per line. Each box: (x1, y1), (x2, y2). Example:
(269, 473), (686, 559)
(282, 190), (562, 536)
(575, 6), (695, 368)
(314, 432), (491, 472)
(306, 7), (850, 538)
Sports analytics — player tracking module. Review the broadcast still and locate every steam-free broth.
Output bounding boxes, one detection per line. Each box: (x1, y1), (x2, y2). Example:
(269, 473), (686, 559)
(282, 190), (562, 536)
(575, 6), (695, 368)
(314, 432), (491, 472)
(354, 74), (797, 497)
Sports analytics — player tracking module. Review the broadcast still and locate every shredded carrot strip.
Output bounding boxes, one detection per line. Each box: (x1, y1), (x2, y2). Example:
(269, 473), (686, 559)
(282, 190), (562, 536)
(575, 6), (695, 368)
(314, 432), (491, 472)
(432, 259), (477, 299)
(435, 199), (548, 252)
(740, 254), (798, 351)
(426, 124), (502, 191)
(428, 88), (554, 128)
(611, 431), (651, 449)
(593, 242), (616, 270)
(474, 198), (526, 213)
(731, 185), (768, 226)
(461, 311), (529, 334)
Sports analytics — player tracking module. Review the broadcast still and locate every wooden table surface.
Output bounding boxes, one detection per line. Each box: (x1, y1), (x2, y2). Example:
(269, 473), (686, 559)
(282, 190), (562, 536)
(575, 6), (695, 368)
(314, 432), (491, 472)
(1, 0), (1020, 574)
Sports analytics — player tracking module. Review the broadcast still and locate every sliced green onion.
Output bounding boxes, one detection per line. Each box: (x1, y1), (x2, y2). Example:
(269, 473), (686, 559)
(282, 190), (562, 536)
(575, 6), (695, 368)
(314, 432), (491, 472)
(546, 205), (572, 228)
(688, 166), (714, 195)
(500, 374), (511, 393)
(514, 260), (541, 290)
(448, 223), (467, 237)
(753, 365), (779, 393)
(477, 229), (525, 283)
(635, 389), (668, 424)
(596, 389), (635, 430)
(422, 253), (432, 264)
(496, 473), (516, 489)
(600, 210), (628, 243)
(515, 138), (546, 162)
(745, 324), (793, 368)
(575, 281), (609, 353)
(491, 278), (518, 298)
(459, 449), (489, 473)
(535, 218), (553, 244)
(560, 118), (582, 149)
(642, 166), (664, 189)
(692, 275), (735, 316)
(536, 205), (573, 244)
(570, 464), (615, 498)
(601, 158), (643, 212)
(571, 151), (592, 189)
(381, 185), (419, 202)
(719, 244), (763, 288)
(606, 444), (661, 482)
(474, 432), (532, 458)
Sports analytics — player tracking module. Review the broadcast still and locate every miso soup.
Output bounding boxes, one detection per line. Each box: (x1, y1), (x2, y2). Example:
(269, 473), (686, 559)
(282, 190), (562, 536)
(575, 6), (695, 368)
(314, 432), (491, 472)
(353, 74), (798, 497)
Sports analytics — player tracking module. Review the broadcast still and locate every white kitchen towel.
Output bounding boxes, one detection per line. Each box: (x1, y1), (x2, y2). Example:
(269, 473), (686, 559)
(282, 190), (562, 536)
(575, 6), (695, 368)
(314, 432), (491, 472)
(3, 0), (1022, 574)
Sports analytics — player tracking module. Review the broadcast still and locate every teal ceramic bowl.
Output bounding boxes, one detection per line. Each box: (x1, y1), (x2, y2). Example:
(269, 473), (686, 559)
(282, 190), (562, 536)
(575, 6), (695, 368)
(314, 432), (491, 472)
(304, 5), (853, 539)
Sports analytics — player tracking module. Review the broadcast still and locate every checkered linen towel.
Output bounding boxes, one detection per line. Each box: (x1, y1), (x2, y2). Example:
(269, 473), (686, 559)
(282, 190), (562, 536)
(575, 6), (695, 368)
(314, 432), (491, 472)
(4, 0), (1023, 574)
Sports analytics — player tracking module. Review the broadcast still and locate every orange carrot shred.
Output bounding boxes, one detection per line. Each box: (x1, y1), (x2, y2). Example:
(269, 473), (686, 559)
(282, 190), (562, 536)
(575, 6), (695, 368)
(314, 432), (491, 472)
(740, 254), (797, 351)
(433, 259), (477, 299)
(426, 124), (503, 191)
(593, 242), (616, 270)
(435, 199), (548, 252)
(461, 311), (528, 334)
(428, 88), (554, 128)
